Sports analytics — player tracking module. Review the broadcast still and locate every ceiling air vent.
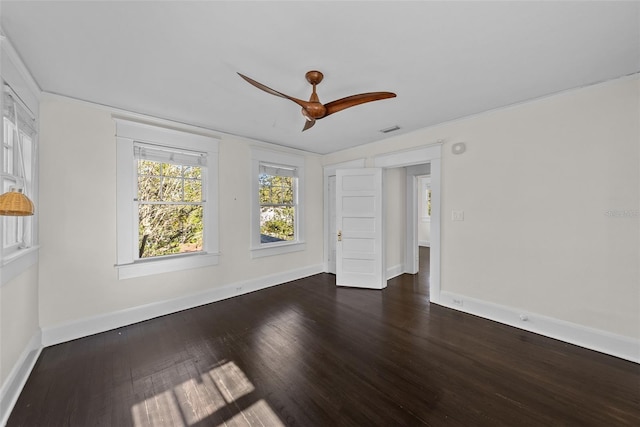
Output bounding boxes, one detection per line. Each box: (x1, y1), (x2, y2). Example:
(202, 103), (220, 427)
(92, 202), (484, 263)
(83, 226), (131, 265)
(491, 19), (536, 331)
(380, 125), (400, 134)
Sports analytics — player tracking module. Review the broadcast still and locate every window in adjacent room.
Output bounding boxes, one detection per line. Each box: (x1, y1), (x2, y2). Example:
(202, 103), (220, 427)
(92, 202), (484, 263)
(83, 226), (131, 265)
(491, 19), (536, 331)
(115, 118), (219, 279)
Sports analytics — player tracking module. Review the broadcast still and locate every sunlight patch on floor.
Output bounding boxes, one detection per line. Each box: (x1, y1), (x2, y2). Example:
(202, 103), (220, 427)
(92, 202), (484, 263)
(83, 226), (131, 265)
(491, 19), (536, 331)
(226, 399), (285, 427)
(131, 361), (282, 426)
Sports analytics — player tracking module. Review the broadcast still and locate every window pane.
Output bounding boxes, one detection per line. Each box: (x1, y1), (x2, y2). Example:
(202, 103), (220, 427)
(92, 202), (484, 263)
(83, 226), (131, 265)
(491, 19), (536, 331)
(260, 206), (294, 242)
(138, 160), (160, 176)
(259, 174), (294, 206)
(183, 166), (201, 179)
(184, 179), (202, 202)
(138, 204), (203, 258)
(138, 176), (161, 201)
(161, 177), (183, 202)
(162, 163), (182, 177)
(3, 118), (14, 174)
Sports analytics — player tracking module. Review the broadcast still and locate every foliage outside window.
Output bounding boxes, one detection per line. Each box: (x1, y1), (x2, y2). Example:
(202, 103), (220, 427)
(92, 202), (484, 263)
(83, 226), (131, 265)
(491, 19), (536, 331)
(137, 149), (204, 258)
(259, 166), (296, 243)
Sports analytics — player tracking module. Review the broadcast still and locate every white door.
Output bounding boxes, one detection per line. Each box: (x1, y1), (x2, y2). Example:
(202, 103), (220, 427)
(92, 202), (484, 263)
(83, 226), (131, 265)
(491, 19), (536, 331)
(336, 168), (386, 289)
(328, 175), (337, 274)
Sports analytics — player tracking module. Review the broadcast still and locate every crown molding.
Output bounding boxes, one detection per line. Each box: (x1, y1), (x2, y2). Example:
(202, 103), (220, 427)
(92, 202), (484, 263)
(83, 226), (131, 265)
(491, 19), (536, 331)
(0, 27), (42, 112)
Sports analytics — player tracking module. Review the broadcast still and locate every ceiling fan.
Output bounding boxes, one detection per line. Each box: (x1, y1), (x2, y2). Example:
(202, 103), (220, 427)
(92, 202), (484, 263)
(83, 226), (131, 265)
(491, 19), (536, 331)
(238, 70), (396, 131)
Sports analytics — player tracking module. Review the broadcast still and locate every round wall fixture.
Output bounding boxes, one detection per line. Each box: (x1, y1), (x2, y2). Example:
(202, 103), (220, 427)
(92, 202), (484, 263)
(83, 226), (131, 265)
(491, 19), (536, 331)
(452, 142), (466, 155)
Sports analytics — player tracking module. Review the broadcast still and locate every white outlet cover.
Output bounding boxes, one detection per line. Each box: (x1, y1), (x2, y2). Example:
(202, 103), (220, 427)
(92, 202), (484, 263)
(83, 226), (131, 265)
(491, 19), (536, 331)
(451, 210), (464, 221)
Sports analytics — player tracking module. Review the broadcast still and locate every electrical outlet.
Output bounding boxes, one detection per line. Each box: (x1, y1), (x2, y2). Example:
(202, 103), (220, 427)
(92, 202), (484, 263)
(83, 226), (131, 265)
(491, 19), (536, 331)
(452, 298), (463, 307)
(451, 210), (464, 221)
(235, 286), (243, 293)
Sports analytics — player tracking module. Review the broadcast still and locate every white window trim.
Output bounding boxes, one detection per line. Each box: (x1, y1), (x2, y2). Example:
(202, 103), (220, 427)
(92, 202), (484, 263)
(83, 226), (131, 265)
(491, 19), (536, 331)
(0, 86), (39, 286)
(115, 118), (219, 279)
(251, 147), (305, 258)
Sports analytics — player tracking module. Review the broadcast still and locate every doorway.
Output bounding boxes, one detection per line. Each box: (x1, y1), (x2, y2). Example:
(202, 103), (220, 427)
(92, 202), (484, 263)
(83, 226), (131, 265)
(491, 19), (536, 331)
(323, 143), (442, 302)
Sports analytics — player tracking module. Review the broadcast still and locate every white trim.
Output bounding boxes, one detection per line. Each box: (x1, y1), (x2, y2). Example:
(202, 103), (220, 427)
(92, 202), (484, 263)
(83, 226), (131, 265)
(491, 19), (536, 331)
(323, 158), (366, 272)
(0, 329), (42, 427)
(373, 144), (442, 169)
(114, 118), (220, 279)
(0, 30), (41, 113)
(372, 143), (442, 302)
(114, 118), (216, 152)
(438, 291), (640, 364)
(251, 242), (305, 258)
(386, 263), (405, 280)
(116, 252), (221, 280)
(427, 158), (441, 302)
(42, 264), (324, 347)
(0, 246), (38, 287)
(419, 240), (430, 247)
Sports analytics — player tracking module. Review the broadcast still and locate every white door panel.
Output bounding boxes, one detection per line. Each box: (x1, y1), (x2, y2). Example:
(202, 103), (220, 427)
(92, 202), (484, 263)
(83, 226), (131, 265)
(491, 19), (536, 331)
(336, 168), (386, 289)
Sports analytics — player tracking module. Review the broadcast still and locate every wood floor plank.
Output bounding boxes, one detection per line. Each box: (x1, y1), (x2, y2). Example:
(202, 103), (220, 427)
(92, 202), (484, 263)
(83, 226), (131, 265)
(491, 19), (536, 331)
(7, 249), (640, 426)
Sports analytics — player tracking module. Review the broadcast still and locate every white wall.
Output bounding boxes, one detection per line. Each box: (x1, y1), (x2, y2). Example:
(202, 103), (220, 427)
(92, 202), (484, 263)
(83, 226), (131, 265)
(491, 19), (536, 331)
(0, 35), (42, 422)
(324, 75), (640, 343)
(37, 96), (324, 333)
(384, 168), (406, 276)
(0, 265), (38, 384)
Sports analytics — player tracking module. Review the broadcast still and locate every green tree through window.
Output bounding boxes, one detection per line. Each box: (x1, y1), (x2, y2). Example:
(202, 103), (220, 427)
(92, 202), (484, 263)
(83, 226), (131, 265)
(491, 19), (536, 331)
(259, 172), (295, 242)
(137, 159), (203, 258)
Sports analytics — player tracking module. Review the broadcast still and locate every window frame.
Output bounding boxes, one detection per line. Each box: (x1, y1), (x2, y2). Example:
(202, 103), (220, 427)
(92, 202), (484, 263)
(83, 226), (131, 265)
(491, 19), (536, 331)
(0, 84), (39, 285)
(250, 147), (305, 258)
(115, 118), (219, 279)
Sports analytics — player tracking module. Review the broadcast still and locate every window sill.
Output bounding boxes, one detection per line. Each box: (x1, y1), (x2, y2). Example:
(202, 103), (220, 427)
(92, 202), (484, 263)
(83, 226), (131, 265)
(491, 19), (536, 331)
(251, 241), (305, 259)
(1, 245), (40, 287)
(116, 251), (220, 280)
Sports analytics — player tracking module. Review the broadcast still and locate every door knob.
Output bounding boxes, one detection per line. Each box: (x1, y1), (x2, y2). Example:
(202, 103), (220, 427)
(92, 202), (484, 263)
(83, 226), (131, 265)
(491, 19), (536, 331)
(337, 230), (342, 242)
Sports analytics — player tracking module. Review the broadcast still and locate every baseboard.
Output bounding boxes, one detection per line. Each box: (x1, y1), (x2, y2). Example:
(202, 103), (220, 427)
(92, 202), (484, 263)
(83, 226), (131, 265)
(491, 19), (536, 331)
(386, 264), (404, 280)
(0, 329), (42, 427)
(438, 291), (639, 364)
(418, 240), (430, 247)
(42, 264), (324, 347)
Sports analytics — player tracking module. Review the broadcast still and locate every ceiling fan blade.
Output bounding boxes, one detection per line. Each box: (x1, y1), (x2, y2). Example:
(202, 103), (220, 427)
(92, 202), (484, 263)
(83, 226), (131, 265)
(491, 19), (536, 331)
(302, 118), (316, 132)
(324, 92), (396, 116)
(237, 72), (309, 109)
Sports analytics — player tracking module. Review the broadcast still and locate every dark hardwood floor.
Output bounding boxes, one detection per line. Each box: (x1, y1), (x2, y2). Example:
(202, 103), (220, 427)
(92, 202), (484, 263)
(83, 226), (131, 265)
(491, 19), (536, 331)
(8, 248), (640, 426)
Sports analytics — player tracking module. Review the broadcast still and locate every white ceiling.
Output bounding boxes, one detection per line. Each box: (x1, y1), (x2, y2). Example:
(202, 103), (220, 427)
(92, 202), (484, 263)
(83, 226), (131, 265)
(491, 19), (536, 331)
(1, 1), (638, 154)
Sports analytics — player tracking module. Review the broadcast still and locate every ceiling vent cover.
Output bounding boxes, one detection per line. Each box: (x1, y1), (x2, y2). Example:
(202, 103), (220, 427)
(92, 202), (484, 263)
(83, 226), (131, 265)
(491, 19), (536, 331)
(380, 125), (400, 134)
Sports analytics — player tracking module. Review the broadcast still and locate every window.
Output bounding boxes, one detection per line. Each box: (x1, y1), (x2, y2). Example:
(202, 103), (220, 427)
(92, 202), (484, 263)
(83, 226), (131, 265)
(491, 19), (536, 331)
(420, 177), (432, 222)
(136, 144), (205, 258)
(1, 85), (36, 259)
(259, 164), (296, 243)
(251, 148), (305, 258)
(115, 119), (219, 279)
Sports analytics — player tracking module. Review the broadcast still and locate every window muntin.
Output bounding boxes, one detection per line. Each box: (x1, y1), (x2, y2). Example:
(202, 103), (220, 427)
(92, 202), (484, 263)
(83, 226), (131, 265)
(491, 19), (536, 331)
(259, 164), (297, 243)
